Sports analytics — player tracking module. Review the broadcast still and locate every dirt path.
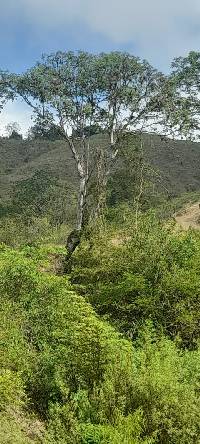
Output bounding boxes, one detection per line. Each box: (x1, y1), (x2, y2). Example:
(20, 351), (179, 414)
(175, 202), (200, 230)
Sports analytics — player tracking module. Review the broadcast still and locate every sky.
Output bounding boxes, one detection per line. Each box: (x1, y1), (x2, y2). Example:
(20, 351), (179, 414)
(1, 0), (200, 135)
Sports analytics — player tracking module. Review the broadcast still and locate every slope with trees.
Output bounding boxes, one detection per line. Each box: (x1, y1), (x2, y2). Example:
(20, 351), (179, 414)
(2, 51), (177, 259)
(1, 51), (200, 444)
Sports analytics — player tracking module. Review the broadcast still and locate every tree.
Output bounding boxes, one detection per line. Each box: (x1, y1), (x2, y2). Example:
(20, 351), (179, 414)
(3, 51), (173, 259)
(0, 71), (12, 111)
(5, 121), (22, 139)
(0, 71), (15, 136)
(167, 51), (200, 139)
(27, 110), (63, 140)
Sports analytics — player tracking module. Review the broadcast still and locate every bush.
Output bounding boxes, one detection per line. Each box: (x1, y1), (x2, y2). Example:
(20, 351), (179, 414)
(72, 212), (200, 346)
(131, 325), (200, 443)
(1, 245), (200, 443)
(0, 247), (135, 437)
(0, 216), (70, 247)
(0, 369), (25, 411)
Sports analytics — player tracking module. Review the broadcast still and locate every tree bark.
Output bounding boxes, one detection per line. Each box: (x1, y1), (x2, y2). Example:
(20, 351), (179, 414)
(76, 174), (87, 231)
(64, 136), (88, 270)
(65, 132), (119, 270)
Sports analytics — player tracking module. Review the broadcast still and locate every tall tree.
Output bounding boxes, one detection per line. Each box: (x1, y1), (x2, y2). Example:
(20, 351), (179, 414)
(3, 51), (169, 258)
(168, 51), (200, 139)
(27, 111), (62, 140)
(0, 71), (14, 118)
(5, 121), (22, 139)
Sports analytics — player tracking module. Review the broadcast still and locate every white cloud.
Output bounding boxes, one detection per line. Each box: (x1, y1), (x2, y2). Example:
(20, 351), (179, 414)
(3, 0), (200, 68)
(1, 1), (200, 131)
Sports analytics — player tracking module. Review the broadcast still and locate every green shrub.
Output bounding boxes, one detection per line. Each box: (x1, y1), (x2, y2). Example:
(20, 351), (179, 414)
(79, 410), (154, 444)
(0, 369), (25, 411)
(131, 325), (200, 443)
(0, 247), (135, 431)
(1, 245), (200, 443)
(72, 212), (200, 346)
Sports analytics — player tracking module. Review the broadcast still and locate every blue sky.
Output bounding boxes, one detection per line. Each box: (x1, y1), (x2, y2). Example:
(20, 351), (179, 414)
(1, 0), (200, 135)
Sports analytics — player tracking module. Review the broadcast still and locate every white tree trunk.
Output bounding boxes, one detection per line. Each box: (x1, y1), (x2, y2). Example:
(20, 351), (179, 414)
(64, 136), (88, 264)
(76, 174), (87, 231)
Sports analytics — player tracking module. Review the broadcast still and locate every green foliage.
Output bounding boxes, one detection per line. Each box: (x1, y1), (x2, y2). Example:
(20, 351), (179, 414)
(132, 325), (200, 443)
(72, 212), (200, 347)
(44, 403), (79, 443)
(12, 171), (55, 217)
(2, 49), (200, 443)
(0, 216), (71, 247)
(9, 170), (77, 226)
(5, 51), (165, 137)
(5, 121), (22, 139)
(154, 191), (200, 221)
(171, 51), (200, 137)
(79, 409), (153, 444)
(1, 244), (200, 442)
(0, 247), (134, 440)
(3, 51), (173, 234)
(0, 369), (25, 411)
(107, 134), (144, 207)
(28, 111), (63, 141)
(0, 216), (52, 246)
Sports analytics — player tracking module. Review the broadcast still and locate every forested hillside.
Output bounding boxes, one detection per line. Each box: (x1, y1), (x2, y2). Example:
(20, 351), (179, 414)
(1, 49), (200, 443)
(1, 134), (200, 443)
(1, 213), (200, 443)
(1, 133), (200, 223)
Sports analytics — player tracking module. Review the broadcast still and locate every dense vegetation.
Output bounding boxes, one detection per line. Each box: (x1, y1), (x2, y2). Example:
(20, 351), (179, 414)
(2, 133), (200, 238)
(1, 49), (200, 443)
(1, 203), (200, 443)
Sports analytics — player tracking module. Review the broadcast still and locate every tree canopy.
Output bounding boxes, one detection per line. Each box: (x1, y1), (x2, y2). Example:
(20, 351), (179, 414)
(1, 51), (196, 258)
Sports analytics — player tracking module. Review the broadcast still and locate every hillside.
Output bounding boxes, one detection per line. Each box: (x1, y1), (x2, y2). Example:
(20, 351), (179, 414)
(1, 134), (200, 443)
(1, 133), (200, 220)
(0, 138), (78, 205)
(143, 134), (200, 196)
